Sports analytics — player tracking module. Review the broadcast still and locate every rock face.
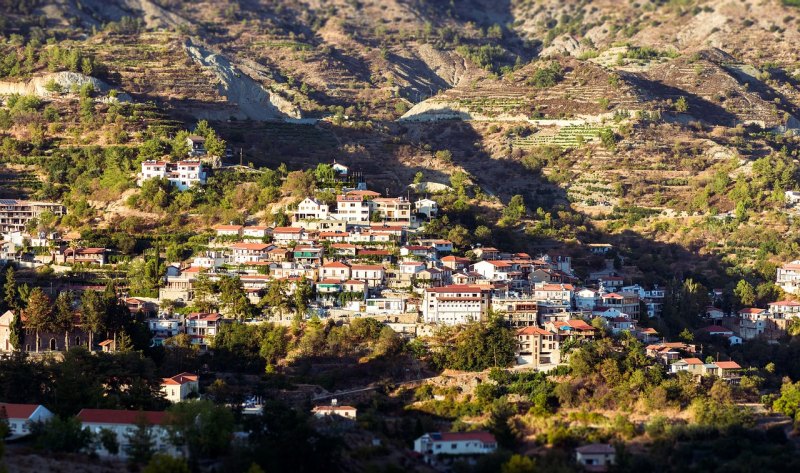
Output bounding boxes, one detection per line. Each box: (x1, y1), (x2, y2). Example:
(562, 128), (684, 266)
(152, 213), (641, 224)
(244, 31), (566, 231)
(184, 39), (302, 121)
(0, 71), (127, 99)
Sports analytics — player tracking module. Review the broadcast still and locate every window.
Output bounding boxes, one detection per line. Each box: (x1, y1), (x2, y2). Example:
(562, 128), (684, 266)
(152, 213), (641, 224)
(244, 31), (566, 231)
(451, 443), (457, 449)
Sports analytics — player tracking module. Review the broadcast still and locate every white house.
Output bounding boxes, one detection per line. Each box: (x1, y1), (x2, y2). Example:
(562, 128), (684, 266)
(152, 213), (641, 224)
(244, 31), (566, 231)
(533, 283), (575, 304)
(705, 306), (725, 320)
(272, 227), (306, 244)
(229, 242), (272, 264)
(575, 444), (616, 471)
(320, 261), (351, 280)
(413, 431), (497, 456)
(574, 288), (599, 310)
(138, 160), (207, 191)
(294, 198), (331, 221)
(213, 225), (243, 238)
(312, 402), (357, 420)
(242, 226), (271, 240)
(160, 372), (199, 403)
(0, 403), (54, 438)
(777, 260), (800, 295)
(77, 409), (178, 459)
(351, 265), (385, 288)
(414, 198), (438, 219)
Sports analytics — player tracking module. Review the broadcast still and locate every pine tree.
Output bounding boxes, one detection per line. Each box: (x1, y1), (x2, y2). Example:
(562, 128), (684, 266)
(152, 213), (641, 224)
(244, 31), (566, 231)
(81, 290), (106, 350)
(54, 292), (75, 351)
(25, 288), (52, 353)
(9, 310), (24, 351)
(3, 267), (18, 312)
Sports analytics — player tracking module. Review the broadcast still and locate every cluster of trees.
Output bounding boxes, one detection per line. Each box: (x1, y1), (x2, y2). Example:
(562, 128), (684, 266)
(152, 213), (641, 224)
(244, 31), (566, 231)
(429, 317), (516, 371)
(0, 348), (167, 416)
(0, 41), (103, 78)
(211, 317), (404, 375)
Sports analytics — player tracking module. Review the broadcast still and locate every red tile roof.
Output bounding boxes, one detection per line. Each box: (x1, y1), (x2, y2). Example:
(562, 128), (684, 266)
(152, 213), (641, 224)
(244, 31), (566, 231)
(435, 431), (496, 443)
(77, 409), (166, 425)
(0, 403), (41, 419)
(162, 372), (198, 385)
(715, 361), (741, 370)
(517, 326), (551, 336)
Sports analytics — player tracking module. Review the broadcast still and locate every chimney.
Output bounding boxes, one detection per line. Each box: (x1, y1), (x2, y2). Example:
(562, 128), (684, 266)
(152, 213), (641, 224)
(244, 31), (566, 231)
(331, 398), (338, 406)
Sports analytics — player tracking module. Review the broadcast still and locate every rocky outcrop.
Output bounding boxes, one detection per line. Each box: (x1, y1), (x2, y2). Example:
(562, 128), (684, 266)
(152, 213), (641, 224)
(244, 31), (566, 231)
(184, 39), (302, 121)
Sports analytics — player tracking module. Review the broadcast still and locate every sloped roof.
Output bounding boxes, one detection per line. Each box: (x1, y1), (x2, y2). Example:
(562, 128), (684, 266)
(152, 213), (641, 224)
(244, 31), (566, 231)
(77, 409), (166, 425)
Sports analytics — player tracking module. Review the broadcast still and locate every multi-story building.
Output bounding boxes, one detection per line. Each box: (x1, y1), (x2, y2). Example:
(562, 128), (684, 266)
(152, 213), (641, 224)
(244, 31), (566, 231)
(351, 265), (385, 288)
(414, 198), (438, 219)
(229, 242), (272, 264)
(739, 308), (768, 340)
(491, 298), (538, 326)
(335, 194), (371, 223)
(185, 312), (222, 351)
(320, 261), (351, 280)
(515, 326), (561, 368)
(599, 291), (640, 318)
(533, 283), (575, 305)
(147, 317), (182, 346)
(0, 199), (65, 233)
(294, 197), (331, 221)
(138, 160), (207, 191)
(422, 285), (491, 325)
(369, 197), (414, 225)
(777, 260), (800, 294)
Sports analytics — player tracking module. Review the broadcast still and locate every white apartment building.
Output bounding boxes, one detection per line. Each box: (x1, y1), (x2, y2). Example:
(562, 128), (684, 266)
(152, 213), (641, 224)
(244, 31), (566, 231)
(0, 199), (65, 233)
(364, 298), (406, 314)
(422, 285), (491, 325)
(335, 194), (371, 223)
(138, 160), (207, 191)
(533, 283), (575, 304)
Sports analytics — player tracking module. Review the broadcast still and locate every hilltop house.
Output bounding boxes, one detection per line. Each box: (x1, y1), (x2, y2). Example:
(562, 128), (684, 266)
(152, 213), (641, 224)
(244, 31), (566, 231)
(138, 160), (207, 191)
(515, 326), (561, 369)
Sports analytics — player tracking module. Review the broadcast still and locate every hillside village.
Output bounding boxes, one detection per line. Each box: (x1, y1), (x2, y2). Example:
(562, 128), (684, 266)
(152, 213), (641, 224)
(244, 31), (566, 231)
(6, 0), (800, 472)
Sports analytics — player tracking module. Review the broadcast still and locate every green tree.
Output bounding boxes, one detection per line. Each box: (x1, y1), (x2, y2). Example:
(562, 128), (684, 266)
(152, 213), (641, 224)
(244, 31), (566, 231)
(3, 267), (19, 312)
(502, 454), (536, 473)
(502, 194), (526, 224)
(25, 288), (52, 352)
(675, 96), (689, 112)
(166, 400), (234, 461)
(142, 454), (190, 473)
(32, 416), (92, 453)
(773, 379), (800, 422)
(81, 289), (106, 349)
(9, 310), (24, 351)
(734, 280), (756, 307)
(98, 427), (120, 455)
(125, 415), (155, 465)
(54, 291), (75, 350)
